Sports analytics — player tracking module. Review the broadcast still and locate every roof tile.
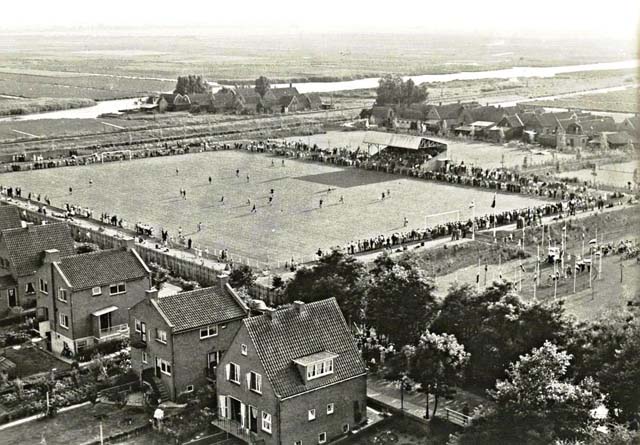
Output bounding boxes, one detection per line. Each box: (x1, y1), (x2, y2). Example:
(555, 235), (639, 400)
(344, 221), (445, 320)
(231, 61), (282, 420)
(59, 248), (148, 290)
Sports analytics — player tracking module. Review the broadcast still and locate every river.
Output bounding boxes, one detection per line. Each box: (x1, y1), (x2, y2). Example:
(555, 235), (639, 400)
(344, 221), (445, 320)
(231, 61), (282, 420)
(2, 59), (637, 121)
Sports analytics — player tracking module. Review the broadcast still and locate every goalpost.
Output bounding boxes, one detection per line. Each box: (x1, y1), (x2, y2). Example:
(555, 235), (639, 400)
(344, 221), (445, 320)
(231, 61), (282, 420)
(425, 209), (463, 228)
(100, 150), (132, 163)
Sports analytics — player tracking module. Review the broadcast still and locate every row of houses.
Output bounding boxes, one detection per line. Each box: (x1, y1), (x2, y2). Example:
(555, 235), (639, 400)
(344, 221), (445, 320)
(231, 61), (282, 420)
(157, 86), (328, 115)
(366, 102), (639, 150)
(0, 204), (367, 445)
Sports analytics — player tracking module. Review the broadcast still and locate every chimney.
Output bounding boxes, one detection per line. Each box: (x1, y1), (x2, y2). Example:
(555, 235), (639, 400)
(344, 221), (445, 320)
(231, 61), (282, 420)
(122, 237), (135, 251)
(263, 307), (276, 320)
(289, 82), (293, 88)
(217, 273), (229, 291)
(146, 288), (159, 301)
(293, 301), (306, 315)
(43, 249), (60, 264)
(439, 101), (442, 107)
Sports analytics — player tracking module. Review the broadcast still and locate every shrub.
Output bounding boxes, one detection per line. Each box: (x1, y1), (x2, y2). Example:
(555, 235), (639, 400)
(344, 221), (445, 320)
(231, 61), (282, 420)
(75, 338), (128, 363)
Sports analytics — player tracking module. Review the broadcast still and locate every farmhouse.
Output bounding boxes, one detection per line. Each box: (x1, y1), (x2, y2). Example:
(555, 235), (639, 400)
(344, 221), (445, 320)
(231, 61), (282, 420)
(35, 242), (151, 356)
(0, 223), (75, 318)
(129, 275), (248, 401)
(215, 298), (367, 445)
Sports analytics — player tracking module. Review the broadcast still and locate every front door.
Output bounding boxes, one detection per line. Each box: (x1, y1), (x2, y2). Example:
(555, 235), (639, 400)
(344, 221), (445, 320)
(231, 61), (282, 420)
(354, 400), (362, 424)
(7, 288), (17, 307)
(155, 357), (162, 378)
(99, 312), (112, 335)
(229, 397), (242, 424)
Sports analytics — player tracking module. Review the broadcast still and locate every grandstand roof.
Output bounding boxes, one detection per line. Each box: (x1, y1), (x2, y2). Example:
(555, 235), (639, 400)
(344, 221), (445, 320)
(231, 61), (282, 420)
(362, 131), (447, 150)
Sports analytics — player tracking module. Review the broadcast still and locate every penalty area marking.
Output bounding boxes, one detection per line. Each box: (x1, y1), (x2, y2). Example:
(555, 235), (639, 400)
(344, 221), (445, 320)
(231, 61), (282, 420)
(100, 121), (126, 130)
(11, 129), (39, 137)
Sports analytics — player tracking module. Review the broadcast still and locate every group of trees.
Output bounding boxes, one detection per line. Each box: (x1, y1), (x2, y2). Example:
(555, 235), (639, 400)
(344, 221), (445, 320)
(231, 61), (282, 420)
(173, 75), (211, 95)
(375, 74), (428, 106)
(279, 249), (640, 444)
(255, 76), (271, 98)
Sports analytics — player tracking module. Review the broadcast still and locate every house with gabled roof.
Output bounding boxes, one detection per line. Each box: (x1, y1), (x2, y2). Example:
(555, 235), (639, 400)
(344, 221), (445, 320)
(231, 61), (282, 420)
(35, 241), (151, 356)
(129, 275), (248, 401)
(0, 223), (75, 317)
(215, 298), (367, 445)
(0, 205), (23, 232)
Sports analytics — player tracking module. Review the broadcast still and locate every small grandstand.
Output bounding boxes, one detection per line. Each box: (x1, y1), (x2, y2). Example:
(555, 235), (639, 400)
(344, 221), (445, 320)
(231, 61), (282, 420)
(362, 131), (449, 170)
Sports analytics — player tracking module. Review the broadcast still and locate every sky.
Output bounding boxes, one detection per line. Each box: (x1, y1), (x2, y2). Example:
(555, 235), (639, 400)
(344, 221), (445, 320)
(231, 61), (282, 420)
(1, 0), (638, 41)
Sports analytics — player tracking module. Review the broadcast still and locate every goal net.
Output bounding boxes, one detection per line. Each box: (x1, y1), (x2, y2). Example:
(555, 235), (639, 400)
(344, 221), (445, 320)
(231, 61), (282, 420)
(425, 210), (462, 229)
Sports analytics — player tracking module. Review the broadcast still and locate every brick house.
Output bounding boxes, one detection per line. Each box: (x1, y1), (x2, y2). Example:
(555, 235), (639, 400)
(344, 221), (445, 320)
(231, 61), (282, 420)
(216, 298), (367, 445)
(129, 276), (248, 401)
(36, 242), (151, 356)
(0, 223), (75, 317)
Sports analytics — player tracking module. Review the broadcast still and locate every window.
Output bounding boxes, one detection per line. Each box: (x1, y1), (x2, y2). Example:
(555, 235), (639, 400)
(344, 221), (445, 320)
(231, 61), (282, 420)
(39, 278), (48, 294)
(134, 319), (141, 333)
(343, 424), (350, 433)
(156, 329), (167, 344)
(92, 286), (102, 296)
(228, 363), (240, 384)
(58, 288), (67, 302)
(308, 409), (316, 421)
(241, 344), (248, 355)
(261, 411), (272, 433)
(327, 403), (334, 415)
(318, 433), (326, 444)
(142, 352), (148, 364)
(157, 358), (172, 376)
(199, 324), (218, 339)
(59, 313), (69, 329)
(109, 282), (126, 295)
(185, 385), (194, 393)
(249, 371), (262, 393)
(25, 282), (35, 294)
(306, 359), (334, 380)
(295, 441), (302, 445)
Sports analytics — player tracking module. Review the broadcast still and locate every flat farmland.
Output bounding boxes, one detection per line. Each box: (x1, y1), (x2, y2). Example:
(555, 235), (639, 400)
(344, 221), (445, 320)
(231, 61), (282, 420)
(3, 150), (545, 264)
(530, 86), (639, 113)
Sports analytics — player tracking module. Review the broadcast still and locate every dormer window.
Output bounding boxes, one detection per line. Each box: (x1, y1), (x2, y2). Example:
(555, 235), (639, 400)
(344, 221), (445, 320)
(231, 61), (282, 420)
(293, 351), (338, 383)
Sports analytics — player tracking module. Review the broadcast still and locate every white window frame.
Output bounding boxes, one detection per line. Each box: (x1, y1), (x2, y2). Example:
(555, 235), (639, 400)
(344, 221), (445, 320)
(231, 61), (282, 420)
(199, 324), (218, 339)
(308, 409), (316, 421)
(92, 286), (102, 296)
(57, 288), (68, 302)
(261, 411), (272, 434)
(327, 403), (334, 415)
(157, 358), (172, 376)
(134, 319), (141, 333)
(156, 329), (167, 344)
(249, 371), (262, 394)
(228, 362), (240, 384)
(59, 313), (69, 329)
(39, 278), (48, 294)
(142, 351), (148, 364)
(307, 359), (334, 380)
(295, 441), (302, 445)
(185, 385), (194, 393)
(241, 344), (248, 355)
(25, 282), (35, 295)
(343, 424), (350, 433)
(109, 282), (126, 295)
(318, 432), (326, 444)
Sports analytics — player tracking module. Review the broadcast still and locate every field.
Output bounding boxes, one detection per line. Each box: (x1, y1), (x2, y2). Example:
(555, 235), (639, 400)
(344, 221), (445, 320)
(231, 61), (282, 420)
(3, 150), (545, 265)
(555, 161), (638, 188)
(530, 86), (639, 113)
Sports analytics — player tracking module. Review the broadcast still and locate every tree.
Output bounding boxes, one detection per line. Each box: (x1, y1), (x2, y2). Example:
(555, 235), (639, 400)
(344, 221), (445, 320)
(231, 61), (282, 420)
(431, 283), (572, 388)
(229, 264), (256, 289)
(284, 249), (367, 325)
(568, 315), (640, 423)
(174, 75), (210, 95)
(409, 331), (469, 419)
(255, 76), (271, 98)
(492, 341), (603, 442)
(376, 75), (428, 106)
(367, 253), (437, 346)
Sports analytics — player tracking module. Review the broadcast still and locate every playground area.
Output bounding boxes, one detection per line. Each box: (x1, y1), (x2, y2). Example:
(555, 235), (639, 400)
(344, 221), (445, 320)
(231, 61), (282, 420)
(4, 149), (545, 265)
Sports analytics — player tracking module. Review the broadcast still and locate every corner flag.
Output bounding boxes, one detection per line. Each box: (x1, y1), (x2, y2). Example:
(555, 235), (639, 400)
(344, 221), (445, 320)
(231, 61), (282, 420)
(490, 193), (496, 209)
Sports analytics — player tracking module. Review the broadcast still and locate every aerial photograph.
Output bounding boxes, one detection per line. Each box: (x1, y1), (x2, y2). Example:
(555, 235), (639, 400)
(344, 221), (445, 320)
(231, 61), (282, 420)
(0, 1), (638, 444)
